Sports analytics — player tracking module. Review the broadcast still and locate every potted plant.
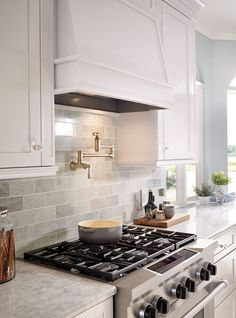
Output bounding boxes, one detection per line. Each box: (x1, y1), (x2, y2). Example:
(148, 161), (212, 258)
(193, 182), (213, 205)
(211, 171), (231, 193)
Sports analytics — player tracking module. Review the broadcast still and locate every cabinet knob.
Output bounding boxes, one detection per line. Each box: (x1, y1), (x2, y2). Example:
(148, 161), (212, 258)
(219, 244), (227, 249)
(32, 142), (42, 151)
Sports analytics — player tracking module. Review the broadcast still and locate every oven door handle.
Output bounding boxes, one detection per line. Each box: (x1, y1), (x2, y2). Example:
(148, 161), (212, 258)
(183, 280), (228, 318)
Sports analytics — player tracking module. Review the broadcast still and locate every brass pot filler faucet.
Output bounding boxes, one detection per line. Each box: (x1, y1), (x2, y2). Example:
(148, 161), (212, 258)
(70, 132), (114, 178)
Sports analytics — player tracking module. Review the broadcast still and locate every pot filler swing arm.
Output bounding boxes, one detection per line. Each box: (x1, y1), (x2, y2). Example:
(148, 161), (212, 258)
(70, 132), (114, 178)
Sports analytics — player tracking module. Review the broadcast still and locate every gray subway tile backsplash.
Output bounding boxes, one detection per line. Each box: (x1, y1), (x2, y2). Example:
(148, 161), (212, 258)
(0, 196), (23, 212)
(2, 106), (162, 256)
(35, 178), (56, 193)
(11, 179), (35, 196)
(23, 193), (46, 210)
(0, 182), (10, 197)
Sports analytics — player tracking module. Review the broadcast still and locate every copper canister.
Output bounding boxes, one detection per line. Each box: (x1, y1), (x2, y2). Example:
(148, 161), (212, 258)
(0, 207), (15, 284)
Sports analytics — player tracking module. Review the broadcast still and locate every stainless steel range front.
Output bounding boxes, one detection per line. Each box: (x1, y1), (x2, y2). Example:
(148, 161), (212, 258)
(24, 225), (227, 318)
(114, 238), (227, 318)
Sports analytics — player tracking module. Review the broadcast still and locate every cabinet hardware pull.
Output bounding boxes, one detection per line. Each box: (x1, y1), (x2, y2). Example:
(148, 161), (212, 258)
(31, 142), (42, 151)
(219, 244), (228, 249)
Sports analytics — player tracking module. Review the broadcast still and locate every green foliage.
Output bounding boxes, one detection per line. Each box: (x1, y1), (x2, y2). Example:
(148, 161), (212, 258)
(193, 182), (213, 197)
(228, 145), (236, 156)
(211, 171), (231, 185)
(166, 167), (176, 189)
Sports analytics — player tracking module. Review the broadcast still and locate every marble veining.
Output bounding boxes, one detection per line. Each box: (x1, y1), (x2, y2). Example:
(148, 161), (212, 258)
(172, 201), (236, 238)
(0, 260), (116, 318)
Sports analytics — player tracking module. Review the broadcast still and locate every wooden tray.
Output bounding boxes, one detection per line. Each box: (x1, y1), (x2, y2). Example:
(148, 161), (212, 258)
(133, 213), (190, 228)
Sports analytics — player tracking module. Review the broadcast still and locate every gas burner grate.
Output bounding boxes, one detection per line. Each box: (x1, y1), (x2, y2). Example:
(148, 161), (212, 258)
(24, 225), (197, 281)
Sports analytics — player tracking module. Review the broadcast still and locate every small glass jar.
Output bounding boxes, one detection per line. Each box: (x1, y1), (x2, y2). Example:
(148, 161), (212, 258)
(155, 209), (166, 220)
(0, 207), (15, 284)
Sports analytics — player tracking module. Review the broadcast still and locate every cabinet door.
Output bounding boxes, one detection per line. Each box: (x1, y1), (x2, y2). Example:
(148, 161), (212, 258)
(0, 0), (41, 168)
(73, 298), (113, 318)
(215, 289), (236, 318)
(162, 2), (195, 160)
(214, 249), (236, 307)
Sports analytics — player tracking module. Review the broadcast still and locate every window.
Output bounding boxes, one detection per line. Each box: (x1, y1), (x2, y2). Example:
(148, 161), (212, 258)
(161, 82), (203, 205)
(186, 164), (197, 199)
(166, 165), (176, 202)
(165, 164), (197, 204)
(227, 90), (236, 193)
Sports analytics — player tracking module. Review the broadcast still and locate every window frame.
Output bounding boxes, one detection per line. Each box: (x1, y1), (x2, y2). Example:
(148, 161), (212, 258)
(160, 81), (204, 205)
(227, 88), (236, 193)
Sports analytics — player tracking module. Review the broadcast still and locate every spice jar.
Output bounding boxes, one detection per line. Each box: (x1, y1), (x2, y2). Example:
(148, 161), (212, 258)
(0, 207), (15, 284)
(155, 209), (166, 220)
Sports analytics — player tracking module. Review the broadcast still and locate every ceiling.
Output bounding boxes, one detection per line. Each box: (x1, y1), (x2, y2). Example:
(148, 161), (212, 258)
(196, 0), (236, 38)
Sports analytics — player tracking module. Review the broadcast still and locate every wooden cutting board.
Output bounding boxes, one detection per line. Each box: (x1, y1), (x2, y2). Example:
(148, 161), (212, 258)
(133, 213), (190, 228)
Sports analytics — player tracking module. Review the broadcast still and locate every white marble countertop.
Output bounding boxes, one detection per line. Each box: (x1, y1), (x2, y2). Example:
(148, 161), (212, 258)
(0, 260), (116, 318)
(172, 201), (236, 238)
(1, 202), (236, 318)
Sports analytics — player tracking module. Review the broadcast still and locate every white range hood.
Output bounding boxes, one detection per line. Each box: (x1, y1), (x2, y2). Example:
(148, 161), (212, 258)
(54, 0), (174, 112)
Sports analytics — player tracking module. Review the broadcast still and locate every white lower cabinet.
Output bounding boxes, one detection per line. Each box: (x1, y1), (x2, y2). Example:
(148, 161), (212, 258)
(73, 298), (113, 318)
(213, 226), (236, 318)
(214, 249), (236, 307)
(215, 289), (236, 318)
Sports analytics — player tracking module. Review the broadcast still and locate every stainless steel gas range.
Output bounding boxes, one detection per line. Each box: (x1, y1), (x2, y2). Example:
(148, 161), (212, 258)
(24, 225), (227, 318)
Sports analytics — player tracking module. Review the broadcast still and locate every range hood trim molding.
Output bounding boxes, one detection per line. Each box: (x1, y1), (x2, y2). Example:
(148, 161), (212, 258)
(55, 57), (175, 109)
(54, 55), (173, 89)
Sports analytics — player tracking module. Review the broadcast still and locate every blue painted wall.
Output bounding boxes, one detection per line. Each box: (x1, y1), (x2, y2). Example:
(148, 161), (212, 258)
(196, 32), (236, 180)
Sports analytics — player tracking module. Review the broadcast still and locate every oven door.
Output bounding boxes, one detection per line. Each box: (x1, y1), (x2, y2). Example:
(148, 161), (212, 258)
(183, 280), (227, 318)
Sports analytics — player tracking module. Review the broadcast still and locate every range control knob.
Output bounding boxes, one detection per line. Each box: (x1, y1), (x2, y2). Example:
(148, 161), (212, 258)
(171, 283), (187, 299)
(138, 302), (156, 318)
(182, 277), (196, 292)
(196, 267), (210, 281)
(204, 262), (217, 276)
(186, 278), (196, 292)
(152, 296), (169, 314)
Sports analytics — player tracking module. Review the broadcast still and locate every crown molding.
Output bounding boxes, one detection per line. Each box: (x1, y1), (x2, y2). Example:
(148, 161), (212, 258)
(164, 0), (204, 19)
(195, 21), (236, 41)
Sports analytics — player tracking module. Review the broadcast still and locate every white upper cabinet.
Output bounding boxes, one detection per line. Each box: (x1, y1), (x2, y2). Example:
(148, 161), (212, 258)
(0, 0), (41, 167)
(161, 1), (195, 160)
(0, 0), (56, 178)
(118, 0), (196, 165)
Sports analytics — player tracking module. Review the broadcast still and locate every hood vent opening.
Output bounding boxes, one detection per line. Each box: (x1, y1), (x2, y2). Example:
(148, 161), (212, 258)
(55, 93), (166, 113)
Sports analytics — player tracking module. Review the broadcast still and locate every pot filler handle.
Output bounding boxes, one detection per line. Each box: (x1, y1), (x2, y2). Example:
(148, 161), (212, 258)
(183, 280), (228, 318)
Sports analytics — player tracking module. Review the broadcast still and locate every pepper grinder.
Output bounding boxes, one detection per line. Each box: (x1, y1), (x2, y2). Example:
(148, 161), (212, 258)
(158, 188), (166, 206)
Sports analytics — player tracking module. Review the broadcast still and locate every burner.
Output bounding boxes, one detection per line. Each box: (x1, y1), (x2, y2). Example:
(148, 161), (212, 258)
(24, 225), (197, 281)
